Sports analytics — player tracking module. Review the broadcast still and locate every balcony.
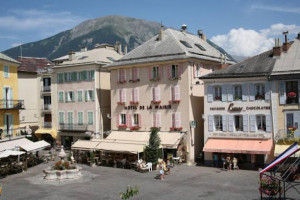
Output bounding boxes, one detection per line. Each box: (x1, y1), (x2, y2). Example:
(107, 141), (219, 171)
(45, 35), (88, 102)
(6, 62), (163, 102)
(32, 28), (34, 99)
(41, 86), (51, 93)
(59, 123), (88, 132)
(41, 104), (52, 111)
(0, 127), (29, 140)
(275, 129), (300, 143)
(43, 122), (52, 129)
(0, 100), (24, 110)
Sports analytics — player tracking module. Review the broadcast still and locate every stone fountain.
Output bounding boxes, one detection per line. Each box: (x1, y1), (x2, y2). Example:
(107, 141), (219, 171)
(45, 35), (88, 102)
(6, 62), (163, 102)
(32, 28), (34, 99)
(43, 146), (82, 180)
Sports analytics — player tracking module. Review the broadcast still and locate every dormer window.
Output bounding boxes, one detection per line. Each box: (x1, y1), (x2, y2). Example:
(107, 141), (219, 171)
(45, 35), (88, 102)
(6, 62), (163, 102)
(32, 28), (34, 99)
(180, 40), (192, 48)
(214, 86), (222, 101)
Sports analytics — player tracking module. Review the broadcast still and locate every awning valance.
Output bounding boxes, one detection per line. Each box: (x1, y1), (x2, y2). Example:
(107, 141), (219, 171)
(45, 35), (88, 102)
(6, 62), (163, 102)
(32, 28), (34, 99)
(159, 132), (183, 149)
(71, 140), (101, 150)
(95, 140), (146, 154)
(274, 144), (300, 157)
(20, 140), (51, 152)
(203, 139), (273, 155)
(0, 138), (33, 152)
(35, 129), (57, 139)
(0, 150), (25, 158)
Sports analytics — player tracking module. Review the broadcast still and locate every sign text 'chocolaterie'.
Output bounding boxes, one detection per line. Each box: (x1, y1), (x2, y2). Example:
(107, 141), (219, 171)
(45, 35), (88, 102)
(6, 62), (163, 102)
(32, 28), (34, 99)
(125, 105), (172, 110)
(209, 103), (270, 112)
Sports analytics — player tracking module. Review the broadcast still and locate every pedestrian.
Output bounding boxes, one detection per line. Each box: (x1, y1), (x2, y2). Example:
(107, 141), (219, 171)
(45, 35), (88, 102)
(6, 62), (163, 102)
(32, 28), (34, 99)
(166, 159), (171, 175)
(159, 161), (165, 180)
(222, 156), (226, 170)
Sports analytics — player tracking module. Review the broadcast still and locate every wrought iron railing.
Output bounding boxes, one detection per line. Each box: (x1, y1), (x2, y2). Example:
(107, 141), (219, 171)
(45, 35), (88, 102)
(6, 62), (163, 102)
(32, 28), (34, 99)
(59, 123), (88, 131)
(42, 104), (52, 111)
(0, 100), (24, 109)
(41, 86), (51, 93)
(275, 129), (300, 142)
(43, 122), (52, 129)
(0, 127), (29, 139)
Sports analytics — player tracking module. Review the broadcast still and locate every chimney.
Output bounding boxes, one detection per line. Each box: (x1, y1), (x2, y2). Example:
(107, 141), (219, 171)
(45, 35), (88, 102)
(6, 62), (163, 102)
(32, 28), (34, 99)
(81, 46), (87, 52)
(282, 31), (291, 52)
(273, 38), (282, 57)
(68, 51), (75, 61)
(197, 29), (206, 41)
(181, 24), (187, 32)
(124, 45), (128, 54)
(115, 42), (122, 55)
(158, 26), (164, 41)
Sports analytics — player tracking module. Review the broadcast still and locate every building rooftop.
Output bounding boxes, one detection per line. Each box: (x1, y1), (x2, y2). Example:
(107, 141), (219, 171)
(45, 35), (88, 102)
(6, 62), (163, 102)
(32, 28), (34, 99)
(0, 52), (20, 64)
(105, 28), (235, 68)
(200, 49), (276, 79)
(16, 57), (53, 73)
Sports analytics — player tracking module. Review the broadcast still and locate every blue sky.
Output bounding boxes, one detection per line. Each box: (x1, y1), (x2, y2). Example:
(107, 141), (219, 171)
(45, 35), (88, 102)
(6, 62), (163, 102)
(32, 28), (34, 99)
(0, 0), (299, 57)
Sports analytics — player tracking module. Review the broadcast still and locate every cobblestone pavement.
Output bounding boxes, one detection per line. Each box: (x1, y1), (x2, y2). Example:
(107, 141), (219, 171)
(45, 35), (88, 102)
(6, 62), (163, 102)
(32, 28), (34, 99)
(0, 162), (299, 200)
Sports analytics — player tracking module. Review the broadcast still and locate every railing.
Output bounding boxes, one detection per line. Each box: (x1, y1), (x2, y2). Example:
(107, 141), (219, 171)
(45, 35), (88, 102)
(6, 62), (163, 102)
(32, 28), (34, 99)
(59, 123), (88, 131)
(43, 122), (52, 129)
(0, 127), (29, 139)
(275, 129), (300, 142)
(41, 86), (51, 93)
(42, 104), (52, 111)
(0, 100), (24, 110)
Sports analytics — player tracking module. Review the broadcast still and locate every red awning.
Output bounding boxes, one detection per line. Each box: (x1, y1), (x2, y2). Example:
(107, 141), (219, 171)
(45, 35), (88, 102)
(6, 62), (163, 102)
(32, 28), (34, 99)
(203, 138), (273, 155)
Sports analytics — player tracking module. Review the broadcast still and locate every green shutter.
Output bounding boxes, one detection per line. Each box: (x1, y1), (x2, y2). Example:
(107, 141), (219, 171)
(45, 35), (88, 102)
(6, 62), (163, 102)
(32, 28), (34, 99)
(85, 90), (88, 102)
(4, 115), (7, 136)
(82, 71), (87, 80)
(65, 91), (68, 102)
(91, 70), (95, 80)
(64, 73), (68, 82)
(9, 114), (13, 136)
(72, 91), (75, 101)
(88, 112), (93, 125)
(78, 91), (82, 102)
(91, 90), (95, 101)
(72, 72), (77, 81)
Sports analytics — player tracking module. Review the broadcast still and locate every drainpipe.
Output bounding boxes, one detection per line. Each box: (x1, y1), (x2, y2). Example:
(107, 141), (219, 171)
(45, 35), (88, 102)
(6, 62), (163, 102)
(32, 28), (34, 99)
(98, 65), (103, 139)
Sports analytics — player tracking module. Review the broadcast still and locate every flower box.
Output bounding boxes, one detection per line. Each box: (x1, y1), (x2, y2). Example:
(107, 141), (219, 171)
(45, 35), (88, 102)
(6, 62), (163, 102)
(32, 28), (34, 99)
(117, 80), (127, 84)
(170, 127), (183, 131)
(214, 96), (221, 101)
(151, 100), (161, 104)
(287, 92), (297, 98)
(117, 102), (125, 105)
(150, 127), (161, 130)
(150, 77), (160, 81)
(129, 79), (140, 83)
(255, 94), (265, 100)
(129, 101), (139, 105)
(117, 124), (127, 129)
(169, 77), (181, 80)
(169, 100), (180, 104)
(259, 176), (282, 197)
(130, 126), (141, 130)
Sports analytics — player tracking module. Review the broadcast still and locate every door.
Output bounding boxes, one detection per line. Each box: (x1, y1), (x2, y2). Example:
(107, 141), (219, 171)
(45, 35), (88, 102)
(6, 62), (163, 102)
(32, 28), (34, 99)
(44, 114), (52, 128)
(4, 114), (13, 136)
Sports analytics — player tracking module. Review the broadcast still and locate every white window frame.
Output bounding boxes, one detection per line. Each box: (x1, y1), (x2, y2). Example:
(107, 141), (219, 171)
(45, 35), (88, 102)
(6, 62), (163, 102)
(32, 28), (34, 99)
(132, 114), (139, 126)
(214, 115), (223, 131)
(234, 85), (242, 101)
(214, 86), (222, 101)
(256, 115), (266, 132)
(234, 115), (243, 132)
(152, 66), (159, 79)
(255, 83), (265, 100)
(195, 64), (201, 78)
(120, 113), (126, 125)
(171, 64), (179, 78)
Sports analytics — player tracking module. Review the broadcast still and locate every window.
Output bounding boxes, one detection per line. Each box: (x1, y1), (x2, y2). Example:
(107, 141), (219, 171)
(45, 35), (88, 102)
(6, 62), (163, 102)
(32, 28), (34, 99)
(153, 113), (161, 128)
(255, 84), (265, 100)
(71, 72), (77, 81)
(195, 64), (202, 78)
(80, 71), (87, 81)
(87, 70), (95, 80)
(66, 91), (75, 102)
(78, 91), (83, 102)
(180, 40), (192, 48)
(171, 65), (179, 79)
(256, 115), (266, 131)
(88, 112), (94, 125)
(286, 112), (300, 135)
(234, 85), (242, 100)
(131, 68), (139, 81)
(214, 115), (223, 131)
(171, 86), (180, 102)
(120, 114), (126, 125)
(59, 112), (64, 124)
(195, 43), (206, 51)
(64, 72), (72, 82)
(3, 114), (13, 136)
(78, 112), (83, 125)
(286, 81), (298, 104)
(58, 91), (64, 102)
(171, 112), (181, 129)
(234, 115), (243, 131)
(131, 88), (139, 103)
(119, 89), (126, 104)
(133, 114), (139, 126)
(3, 65), (9, 78)
(118, 69), (126, 83)
(152, 87), (161, 102)
(58, 73), (64, 83)
(85, 90), (95, 102)
(152, 66), (159, 79)
(214, 86), (222, 101)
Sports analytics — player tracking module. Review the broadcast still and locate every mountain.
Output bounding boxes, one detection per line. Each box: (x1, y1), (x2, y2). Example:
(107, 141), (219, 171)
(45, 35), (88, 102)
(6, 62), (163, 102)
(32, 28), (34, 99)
(2, 15), (234, 61)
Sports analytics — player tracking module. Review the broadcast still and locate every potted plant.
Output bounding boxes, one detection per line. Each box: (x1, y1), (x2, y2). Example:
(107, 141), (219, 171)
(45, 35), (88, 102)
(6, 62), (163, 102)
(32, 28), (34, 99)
(215, 96), (221, 101)
(117, 124), (128, 129)
(287, 92), (296, 98)
(117, 101), (125, 105)
(259, 176), (282, 197)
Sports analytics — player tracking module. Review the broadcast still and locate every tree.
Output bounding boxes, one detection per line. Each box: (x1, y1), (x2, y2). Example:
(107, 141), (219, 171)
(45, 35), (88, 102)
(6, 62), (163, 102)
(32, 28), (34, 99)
(144, 127), (161, 164)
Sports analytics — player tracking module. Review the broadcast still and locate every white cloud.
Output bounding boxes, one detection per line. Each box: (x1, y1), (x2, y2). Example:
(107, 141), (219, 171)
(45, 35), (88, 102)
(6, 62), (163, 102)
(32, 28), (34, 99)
(211, 24), (300, 57)
(251, 5), (300, 14)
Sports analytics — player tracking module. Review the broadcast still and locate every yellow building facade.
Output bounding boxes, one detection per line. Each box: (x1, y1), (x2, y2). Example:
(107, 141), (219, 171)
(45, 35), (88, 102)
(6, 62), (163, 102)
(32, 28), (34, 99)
(0, 53), (23, 139)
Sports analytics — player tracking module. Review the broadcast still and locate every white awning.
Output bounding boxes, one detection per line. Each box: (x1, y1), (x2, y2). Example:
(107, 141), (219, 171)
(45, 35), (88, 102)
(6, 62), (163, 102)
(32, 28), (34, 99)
(159, 132), (183, 149)
(0, 138), (33, 152)
(0, 150), (25, 158)
(20, 140), (51, 152)
(71, 140), (101, 150)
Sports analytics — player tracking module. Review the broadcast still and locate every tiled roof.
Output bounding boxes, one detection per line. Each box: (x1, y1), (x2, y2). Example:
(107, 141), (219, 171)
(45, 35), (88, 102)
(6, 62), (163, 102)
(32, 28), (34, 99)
(200, 50), (275, 79)
(105, 28), (235, 68)
(16, 57), (53, 73)
(271, 39), (300, 75)
(0, 52), (20, 64)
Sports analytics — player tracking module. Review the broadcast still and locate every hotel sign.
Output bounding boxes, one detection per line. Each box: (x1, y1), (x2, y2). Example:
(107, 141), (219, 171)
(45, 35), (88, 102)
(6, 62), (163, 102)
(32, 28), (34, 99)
(124, 105), (172, 110)
(210, 103), (270, 112)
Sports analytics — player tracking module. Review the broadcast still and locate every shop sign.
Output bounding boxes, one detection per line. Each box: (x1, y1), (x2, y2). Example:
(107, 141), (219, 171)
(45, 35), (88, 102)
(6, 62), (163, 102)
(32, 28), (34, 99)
(190, 121), (197, 128)
(124, 105), (172, 110)
(209, 103), (270, 112)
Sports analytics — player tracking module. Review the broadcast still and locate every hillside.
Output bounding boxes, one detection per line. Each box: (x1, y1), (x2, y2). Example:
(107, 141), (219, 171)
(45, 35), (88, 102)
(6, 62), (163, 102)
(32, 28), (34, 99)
(2, 15), (234, 61)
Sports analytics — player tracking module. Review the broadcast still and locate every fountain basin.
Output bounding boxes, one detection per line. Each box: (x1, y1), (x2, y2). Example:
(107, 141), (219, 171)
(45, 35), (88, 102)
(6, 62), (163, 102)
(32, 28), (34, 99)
(43, 167), (82, 180)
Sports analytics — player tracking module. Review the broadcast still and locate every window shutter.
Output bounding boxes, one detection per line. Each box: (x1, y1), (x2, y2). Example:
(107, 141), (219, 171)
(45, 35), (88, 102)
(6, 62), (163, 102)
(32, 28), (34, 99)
(171, 87), (175, 101)
(175, 86), (180, 100)
(64, 73), (68, 82)
(123, 89), (126, 102)
(148, 67), (152, 80)
(298, 81), (300, 104)
(157, 113), (161, 127)
(156, 87), (160, 101)
(72, 91), (75, 101)
(122, 69), (126, 82)
(65, 91), (68, 102)
(130, 68), (133, 80)
(242, 83), (248, 101)
(178, 64), (183, 77)
(119, 89), (122, 102)
(208, 115), (213, 132)
(250, 115), (256, 132)
(9, 88), (12, 108)
(200, 64), (204, 75)
(243, 115), (248, 132)
(193, 64), (196, 78)
(265, 82), (271, 100)
(9, 114), (13, 135)
(133, 88), (139, 102)
(228, 115), (234, 132)
(222, 115), (227, 132)
(138, 114), (142, 127)
(249, 83), (255, 101)
(159, 66), (163, 79)
(116, 115), (120, 126)
(3, 87), (6, 108)
(175, 112), (181, 128)
(207, 85), (213, 102)
(172, 113), (176, 128)
(266, 115), (271, 132)
(167, 65), (171, 79)
(91, 70), (95, 80)
(152, 88), (156, 101)
(221, 85), (227, 102)
(85, 90), (88, 102)
(4, 115), (7, 136)
(279, 81), (286, 104)
(227, 85), (233, 102)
